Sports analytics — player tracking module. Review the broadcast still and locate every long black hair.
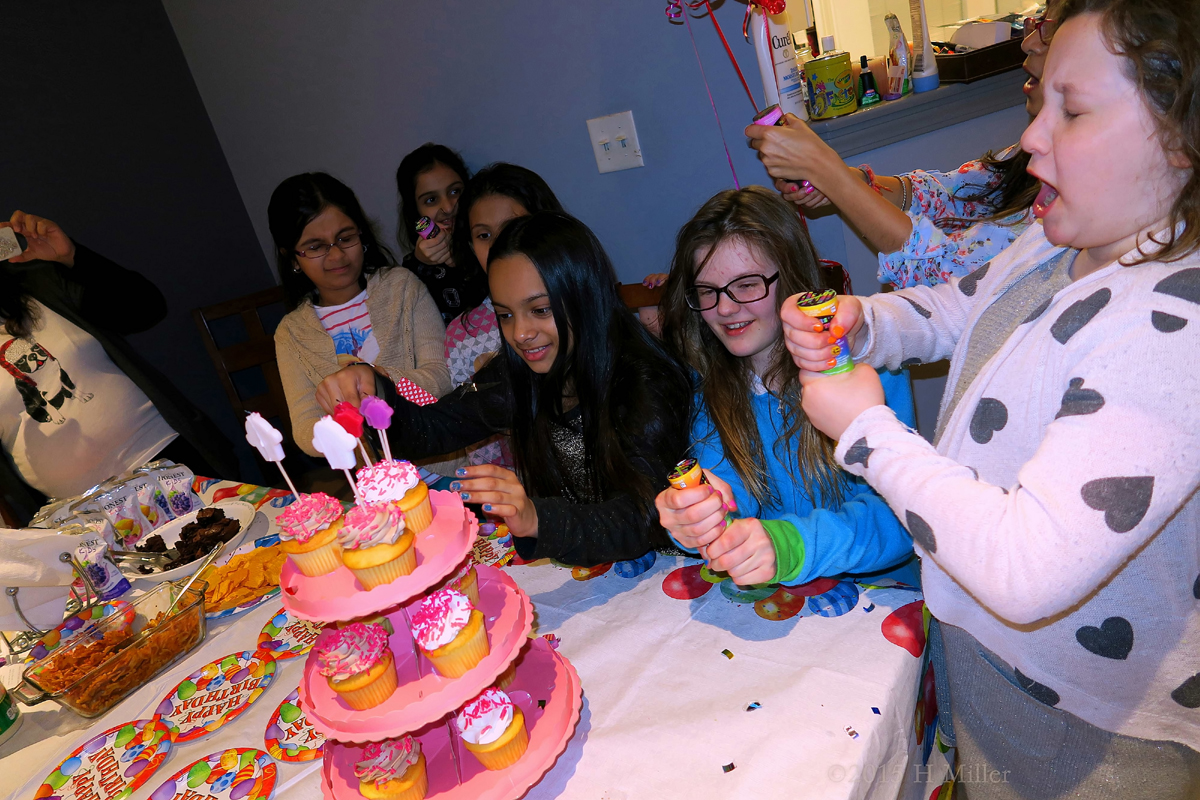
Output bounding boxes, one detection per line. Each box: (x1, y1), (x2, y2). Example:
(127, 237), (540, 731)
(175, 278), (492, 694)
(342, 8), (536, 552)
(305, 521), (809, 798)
(267, 172), (396, 310)
(395, 143), (470, 251)
(954, 149), (1041, 225)
(488, 211), (692, 529)
(450, 163), (564, 275)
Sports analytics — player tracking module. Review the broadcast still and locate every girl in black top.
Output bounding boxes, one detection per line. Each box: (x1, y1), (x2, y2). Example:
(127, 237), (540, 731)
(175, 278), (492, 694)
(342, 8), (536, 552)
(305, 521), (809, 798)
(395, 144), (488, 322)
(372, 211), (692, 565)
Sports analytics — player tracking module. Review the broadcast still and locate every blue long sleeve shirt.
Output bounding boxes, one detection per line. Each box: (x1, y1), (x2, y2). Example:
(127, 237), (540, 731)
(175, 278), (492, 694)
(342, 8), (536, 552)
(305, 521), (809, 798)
(684, 368), (917, 585)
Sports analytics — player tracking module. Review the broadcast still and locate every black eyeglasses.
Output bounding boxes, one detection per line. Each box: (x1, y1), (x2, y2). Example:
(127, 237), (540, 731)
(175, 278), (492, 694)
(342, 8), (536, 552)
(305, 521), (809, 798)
(1022, 15), (1057, 45)
(686, 273), (780, 311)
(295, 232), (363, 259)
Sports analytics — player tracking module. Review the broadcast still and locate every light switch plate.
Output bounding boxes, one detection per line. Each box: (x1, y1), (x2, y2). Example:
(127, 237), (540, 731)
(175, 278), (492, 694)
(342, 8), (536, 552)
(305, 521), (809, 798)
(586, 111), (644, 174)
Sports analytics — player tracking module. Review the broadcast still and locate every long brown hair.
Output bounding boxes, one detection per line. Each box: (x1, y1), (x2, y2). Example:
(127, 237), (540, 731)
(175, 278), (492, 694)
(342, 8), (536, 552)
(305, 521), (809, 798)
(1059, 0), (1200, 264)
(660, 187), (846, 511)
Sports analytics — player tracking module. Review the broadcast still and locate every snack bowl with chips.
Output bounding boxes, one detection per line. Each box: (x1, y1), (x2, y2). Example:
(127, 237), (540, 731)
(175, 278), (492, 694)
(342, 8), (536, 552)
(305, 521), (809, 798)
(12, 579), (208, 718)
(198, 543), (288, 618)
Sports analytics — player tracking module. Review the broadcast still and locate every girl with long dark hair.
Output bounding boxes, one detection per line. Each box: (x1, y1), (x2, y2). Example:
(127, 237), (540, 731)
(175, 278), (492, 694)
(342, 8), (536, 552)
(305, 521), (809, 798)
(268, 172), (454, 470)
(395, 143), (487, 322)
(656, 187), (915, 587)
(334, 210), (692, 565)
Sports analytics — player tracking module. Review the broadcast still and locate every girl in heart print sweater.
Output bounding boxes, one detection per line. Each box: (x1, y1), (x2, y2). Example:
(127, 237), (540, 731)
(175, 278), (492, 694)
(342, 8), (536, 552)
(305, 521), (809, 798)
(838, 223), (1200, 753)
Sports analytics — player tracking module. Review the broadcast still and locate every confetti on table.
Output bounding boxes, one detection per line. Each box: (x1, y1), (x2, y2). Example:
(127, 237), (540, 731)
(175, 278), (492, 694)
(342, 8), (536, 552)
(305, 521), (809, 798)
(541, 633), (561, 649)
(746, 702), (761, 712)
(871, 707), (881, 715)
(845, 726), (859, 739)
(537, 699), (546, 709)
(722, 763), (736, 774)
(721, 649), (734, 659)
(863, 603), (876, 613)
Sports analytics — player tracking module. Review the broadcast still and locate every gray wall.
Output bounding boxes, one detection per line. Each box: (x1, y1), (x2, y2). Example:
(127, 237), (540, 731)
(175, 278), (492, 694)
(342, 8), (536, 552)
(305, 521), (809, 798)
(0, 0), (274, 480)
(164, 0), (1029, 438)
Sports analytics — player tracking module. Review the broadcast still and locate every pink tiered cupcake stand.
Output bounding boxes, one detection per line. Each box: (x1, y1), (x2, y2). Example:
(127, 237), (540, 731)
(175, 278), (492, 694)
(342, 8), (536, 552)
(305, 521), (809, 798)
(280, 490), (583, 799)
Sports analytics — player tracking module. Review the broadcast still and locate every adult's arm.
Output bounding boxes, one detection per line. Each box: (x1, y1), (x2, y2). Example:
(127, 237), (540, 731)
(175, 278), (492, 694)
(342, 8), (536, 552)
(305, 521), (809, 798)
(50, 243), (168, 334)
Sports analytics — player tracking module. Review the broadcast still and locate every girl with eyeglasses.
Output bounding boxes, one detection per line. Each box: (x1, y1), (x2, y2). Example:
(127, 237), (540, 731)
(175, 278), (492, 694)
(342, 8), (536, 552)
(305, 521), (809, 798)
(347, 210), (693, 566)
(746, 1), (1062, 290)
(655, 187), (916, 587)
(269, 172), (455, 471)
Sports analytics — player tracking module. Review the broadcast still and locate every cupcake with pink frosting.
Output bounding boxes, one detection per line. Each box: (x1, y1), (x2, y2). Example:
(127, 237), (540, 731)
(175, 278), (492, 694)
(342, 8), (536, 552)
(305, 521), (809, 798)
(410, 588), (488, 678)
(356, 460), (432, 532)
(276, 492), (345, 576)
(316, 622), (397, 710)
(354, 735), (426, 800)
(456, 687), (528, 770)
(338, 502), (415, 589)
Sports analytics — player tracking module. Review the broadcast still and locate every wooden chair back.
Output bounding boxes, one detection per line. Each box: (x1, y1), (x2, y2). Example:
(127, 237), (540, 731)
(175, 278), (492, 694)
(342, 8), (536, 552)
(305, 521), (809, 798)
(192, 285), (290, 445)
(618, 283), (663, 309)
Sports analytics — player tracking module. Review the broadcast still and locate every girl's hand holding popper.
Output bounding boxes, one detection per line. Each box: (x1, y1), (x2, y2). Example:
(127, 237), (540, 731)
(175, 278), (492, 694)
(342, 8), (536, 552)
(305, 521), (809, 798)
(780, 292), (865, 373)
(656, 460), (738, 558)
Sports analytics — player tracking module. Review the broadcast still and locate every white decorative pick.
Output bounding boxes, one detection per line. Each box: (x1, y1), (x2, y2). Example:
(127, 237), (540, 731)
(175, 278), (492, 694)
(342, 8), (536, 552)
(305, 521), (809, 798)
(245, 412), (298, 498)
(312, 415), (362, 502)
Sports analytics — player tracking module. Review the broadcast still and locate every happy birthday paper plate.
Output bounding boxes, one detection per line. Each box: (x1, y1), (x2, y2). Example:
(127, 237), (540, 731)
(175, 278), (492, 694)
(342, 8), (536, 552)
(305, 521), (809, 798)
(148, 748), (277, 800)
(264, 688), (325, 762)
(34, 719), (175, 800)
(257, 608), (322, 661)
(153, 650), (277, 743)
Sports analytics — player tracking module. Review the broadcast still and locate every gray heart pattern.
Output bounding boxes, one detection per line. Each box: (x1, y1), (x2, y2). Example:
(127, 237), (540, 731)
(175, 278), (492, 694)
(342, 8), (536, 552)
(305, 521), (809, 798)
(1055, 378), (1105, 419)
(905, 510), (936, 553)
(1051, 288), (1112, 344)
(1081, 476), (1155, 533)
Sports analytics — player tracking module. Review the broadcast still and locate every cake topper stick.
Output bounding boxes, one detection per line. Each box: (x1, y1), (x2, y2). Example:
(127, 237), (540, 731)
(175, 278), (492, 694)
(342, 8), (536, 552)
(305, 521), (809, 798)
(313, 415), (363, 504)
(332, 401), (373, 467)
(359, 395), (395, 462)
(244, 412), (300, 498)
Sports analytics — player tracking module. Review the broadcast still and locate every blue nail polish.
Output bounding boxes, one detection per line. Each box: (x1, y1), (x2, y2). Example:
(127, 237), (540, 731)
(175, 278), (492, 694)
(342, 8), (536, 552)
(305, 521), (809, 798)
(483, 504), (493, 512)
(460, 492), (470, 501)
(455, 468), (468, 477)
(449, 481), (461, 491)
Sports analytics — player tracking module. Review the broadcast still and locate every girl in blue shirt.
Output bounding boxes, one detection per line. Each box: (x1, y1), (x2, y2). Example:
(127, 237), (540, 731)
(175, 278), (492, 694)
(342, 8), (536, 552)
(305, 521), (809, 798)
(656, 187), (916, 587)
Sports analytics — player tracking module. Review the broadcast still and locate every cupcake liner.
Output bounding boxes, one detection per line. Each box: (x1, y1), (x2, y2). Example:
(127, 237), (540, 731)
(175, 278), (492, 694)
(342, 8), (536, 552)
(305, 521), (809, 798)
(398, 490), (432, 534)
(465, 707), (529, 771)
(330, 652), (398, 710)
(425, 610), (489, 678)
(359, 752), (427, 800)
(287, 538), (344, 577)
(348, 544), (417, 590)
(493, 660), (517, 691)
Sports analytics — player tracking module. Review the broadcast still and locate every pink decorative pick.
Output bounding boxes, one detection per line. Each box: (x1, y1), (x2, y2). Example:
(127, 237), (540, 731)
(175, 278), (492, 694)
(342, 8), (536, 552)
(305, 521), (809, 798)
(313, 415), (362, 503)
(359, 395), (394, 462)
(245, 412), (299, 498)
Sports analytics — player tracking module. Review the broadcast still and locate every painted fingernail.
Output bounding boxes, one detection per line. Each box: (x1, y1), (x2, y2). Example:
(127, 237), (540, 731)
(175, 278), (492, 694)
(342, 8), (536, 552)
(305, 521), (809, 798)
(827, 359), (837, 367)
(828, 335), (838, 344)
(812, 323), (824, 333)
(801, 180), (812, 189)
(455, 468), (467, 477)
(483, 503), (493, 512)
(804, 185), (814, 195)
(460, 492), (470, 500)
(831, 325), (845, 338)
(449, 481), (462, 491)
(790, 184), (800, 192)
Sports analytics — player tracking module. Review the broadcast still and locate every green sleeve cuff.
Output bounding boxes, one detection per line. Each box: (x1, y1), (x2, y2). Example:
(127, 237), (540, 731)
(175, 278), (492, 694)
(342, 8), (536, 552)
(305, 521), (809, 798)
(762, 519), (806, 585)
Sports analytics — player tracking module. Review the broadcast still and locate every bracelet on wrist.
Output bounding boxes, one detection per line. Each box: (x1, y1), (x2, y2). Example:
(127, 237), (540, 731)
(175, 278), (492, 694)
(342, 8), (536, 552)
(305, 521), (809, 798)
(857, 164), (883, 195)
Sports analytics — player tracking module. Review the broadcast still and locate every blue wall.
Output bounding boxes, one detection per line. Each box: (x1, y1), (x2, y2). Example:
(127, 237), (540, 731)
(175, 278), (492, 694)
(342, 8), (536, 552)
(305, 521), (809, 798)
(162, 0), (861, 281)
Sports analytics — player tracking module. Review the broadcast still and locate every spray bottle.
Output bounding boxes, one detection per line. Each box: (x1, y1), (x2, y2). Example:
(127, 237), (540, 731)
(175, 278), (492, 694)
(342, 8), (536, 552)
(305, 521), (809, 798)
(909, 0), (940, 92)
(883, 13), (911, 101)
(751, 2), (809, 121)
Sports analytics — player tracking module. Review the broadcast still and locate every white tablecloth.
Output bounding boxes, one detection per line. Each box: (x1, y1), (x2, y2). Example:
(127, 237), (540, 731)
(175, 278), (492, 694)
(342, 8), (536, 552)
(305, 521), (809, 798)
(3, 479), (942, 800)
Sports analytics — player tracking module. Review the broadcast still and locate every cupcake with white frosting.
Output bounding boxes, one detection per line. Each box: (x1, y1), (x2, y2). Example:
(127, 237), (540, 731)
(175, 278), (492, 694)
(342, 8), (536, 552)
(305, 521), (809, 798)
(356, 460), (432, 532)
(456, 687), (528, 770)
(410, 588), (489, 677)
(338, 501), (414, 589)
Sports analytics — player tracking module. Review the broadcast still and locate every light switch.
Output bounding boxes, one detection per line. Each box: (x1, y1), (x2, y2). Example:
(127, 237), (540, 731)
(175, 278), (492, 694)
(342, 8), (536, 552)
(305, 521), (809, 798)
(586, 111), (644, 174)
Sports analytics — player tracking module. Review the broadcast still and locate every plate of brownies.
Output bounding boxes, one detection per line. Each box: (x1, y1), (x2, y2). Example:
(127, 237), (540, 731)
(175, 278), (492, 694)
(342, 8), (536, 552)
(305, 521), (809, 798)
(121, 500), (258, 584)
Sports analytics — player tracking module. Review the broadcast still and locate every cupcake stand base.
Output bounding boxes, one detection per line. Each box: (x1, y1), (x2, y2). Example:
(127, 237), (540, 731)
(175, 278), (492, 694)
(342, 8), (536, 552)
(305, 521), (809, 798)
(320, 639), (581, 800)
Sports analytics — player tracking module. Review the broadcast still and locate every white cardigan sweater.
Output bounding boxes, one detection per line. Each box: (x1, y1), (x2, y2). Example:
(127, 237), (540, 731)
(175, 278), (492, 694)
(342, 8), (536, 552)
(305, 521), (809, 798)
(840, 223), (1200, 750)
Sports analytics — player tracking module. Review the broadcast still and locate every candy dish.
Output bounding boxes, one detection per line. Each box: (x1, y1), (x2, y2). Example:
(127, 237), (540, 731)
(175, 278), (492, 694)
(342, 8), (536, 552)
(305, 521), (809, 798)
(301, 567), (532, 741)
(281, 491), (475, 622)
(321, 638), (581, 800)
